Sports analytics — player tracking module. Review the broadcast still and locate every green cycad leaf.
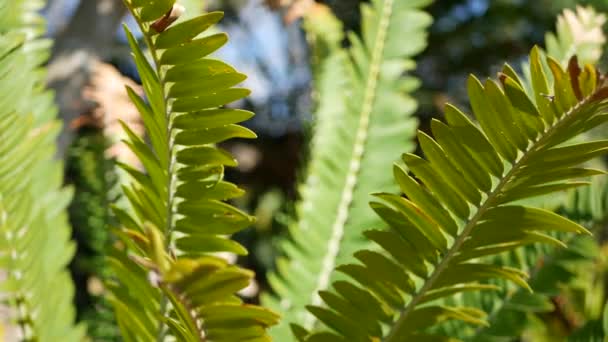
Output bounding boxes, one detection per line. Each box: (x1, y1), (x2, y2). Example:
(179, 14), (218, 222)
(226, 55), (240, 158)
(435, 9), (608, 340)
(108, 1), (278, 340)
(0, 0), (84, 340)
(302, 49), (608, 341)
(263, 0), (432, 339)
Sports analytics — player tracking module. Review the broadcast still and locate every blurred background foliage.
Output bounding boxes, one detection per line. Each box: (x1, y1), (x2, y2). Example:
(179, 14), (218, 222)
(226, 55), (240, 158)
(42, 0), (608, 340)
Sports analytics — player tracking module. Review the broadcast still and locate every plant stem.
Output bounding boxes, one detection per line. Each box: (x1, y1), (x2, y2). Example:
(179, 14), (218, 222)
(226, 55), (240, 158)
(305, 0), (394, 329)
(121, 3), (175, 340)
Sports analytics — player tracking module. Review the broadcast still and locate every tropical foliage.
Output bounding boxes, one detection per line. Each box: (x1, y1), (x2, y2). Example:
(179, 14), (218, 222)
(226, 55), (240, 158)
(433, 8), (608, 340)
(436, 177), (608, 341)
(104, 0), (279, 340)
(0, 0), (84, 340)
(461, 175), (608, 341)
(3, 1), (608, 341)
(264, 1), (432, 338)
(66, 130), (120, 341)
(297, 46), (608, 340)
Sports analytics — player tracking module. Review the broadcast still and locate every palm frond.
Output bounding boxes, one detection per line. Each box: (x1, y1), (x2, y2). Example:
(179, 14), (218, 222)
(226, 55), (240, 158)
(0, 0), (84, 340)
(107, 1), (279, 340)
(263, 0), (432, 338)
(301, 48), (608, 341)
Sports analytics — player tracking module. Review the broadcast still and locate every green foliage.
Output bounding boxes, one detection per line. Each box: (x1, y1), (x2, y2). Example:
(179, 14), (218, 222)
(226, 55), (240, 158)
(563, 174), (608, 224)
(66, 131), (120, 341)
(427, 177), (607, 341)
(302, 4), (344, 80)
(2, 1), (608, 341)
(464, 235), (600, 341)
(263, 0), (432, 339)
(106, 1), (279, 340)
(175, 0), (206, 21)
(299, 46), (608, 340)
(432, 8), (608, 340)
(432, 174), (608, 341)
(0, 0), (84, 340)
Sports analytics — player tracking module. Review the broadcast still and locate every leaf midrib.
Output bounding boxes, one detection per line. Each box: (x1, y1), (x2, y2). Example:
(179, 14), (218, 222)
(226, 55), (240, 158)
(303, 0), (395, 329)
(123, 5), (180, 340)
(384, 87), (602, 341)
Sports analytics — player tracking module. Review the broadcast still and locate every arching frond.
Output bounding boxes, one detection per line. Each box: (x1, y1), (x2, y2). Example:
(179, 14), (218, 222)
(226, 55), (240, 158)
(436, 9), (608, 339)
(301, 49), (608, 341)
(0, 0), (84, 340)
(107, 1), (279, 340)
(263, 1), (432, 339)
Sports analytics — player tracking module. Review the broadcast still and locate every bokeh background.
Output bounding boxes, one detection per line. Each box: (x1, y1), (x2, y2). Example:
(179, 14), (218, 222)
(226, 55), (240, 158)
(41, 0), (608, 340)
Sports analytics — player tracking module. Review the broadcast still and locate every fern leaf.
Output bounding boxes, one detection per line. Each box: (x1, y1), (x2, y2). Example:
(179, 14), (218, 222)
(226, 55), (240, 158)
(0, 0), (84, 340)
(302, 49), (608, 341)
(264, 0), (432, 338)
(67, 131), (120, 341)
(108, 1), (279, 340)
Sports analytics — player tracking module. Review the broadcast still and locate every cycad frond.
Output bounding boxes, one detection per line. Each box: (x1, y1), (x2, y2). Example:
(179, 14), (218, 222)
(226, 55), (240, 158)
(0, 0), (84, 340)
(302, 49), (608, 341)
(108, 1), (278, 340)
(437, 9), (608, 339)
(263, 0), (432, 338)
